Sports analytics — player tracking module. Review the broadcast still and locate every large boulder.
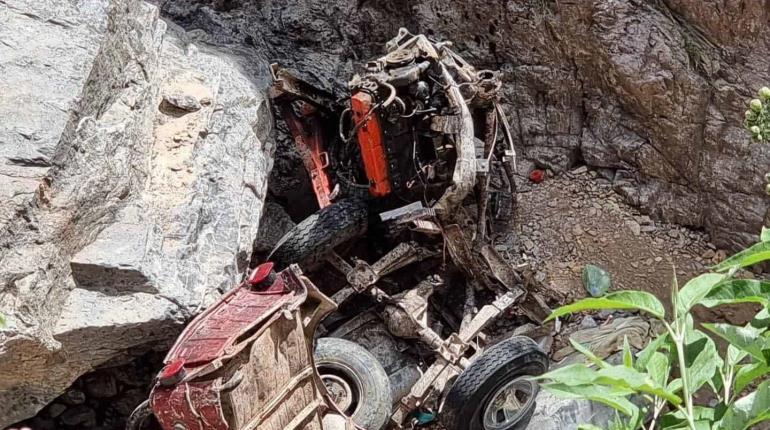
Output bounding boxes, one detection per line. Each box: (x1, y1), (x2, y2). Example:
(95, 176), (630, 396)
(157, 0), (769, 250)
(0, 0), (274, 425)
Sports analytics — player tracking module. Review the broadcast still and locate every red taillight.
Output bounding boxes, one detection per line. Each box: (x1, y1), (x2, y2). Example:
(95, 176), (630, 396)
(158, 358), (186, 386)
(248, 262), (276, 288)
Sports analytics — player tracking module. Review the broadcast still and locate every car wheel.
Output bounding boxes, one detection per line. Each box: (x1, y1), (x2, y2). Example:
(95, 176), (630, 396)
(268, 198), (368, 270)
(440, 336), (548, 430)
(314, 337), (392, 430)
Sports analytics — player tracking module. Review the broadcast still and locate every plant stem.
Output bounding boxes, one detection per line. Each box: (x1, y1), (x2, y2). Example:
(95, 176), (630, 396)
(666, 320), (697, 430)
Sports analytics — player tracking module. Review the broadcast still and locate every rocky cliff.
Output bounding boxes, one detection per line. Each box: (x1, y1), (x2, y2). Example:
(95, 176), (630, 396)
(158, 0), (769, 250)
(0, 0), (274, 425)
(1, 0), (768, 426)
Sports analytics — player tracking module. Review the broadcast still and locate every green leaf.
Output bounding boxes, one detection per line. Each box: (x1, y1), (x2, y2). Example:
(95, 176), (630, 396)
(702, 323), (770, 363)
(546, 291), (665, 321)
(713, 242), (770, 272)
(734, 361), (770, 395)
(570, 339), (609, 369)
(537, 363), (598, 386)
(646, 351), (670, 387)
(594, 365), (681, 405)
(635, 333), (670, 372)
(0, 313), (4, 328)
(761, 226), (770, 243)
(622, 336), (633, 368)
(577, 426), (604, 430)
(667, 378), (683, 393)
(683, 322), (721, 394)
(751, 307), (770, 329)
(676, 273), (726, 315)
(728, 344), (749, 367)
(720, 380), (770, 429)
(701, 279), (770, 308)
(541, 382), (639, 417)
(661, 409), (715, 430)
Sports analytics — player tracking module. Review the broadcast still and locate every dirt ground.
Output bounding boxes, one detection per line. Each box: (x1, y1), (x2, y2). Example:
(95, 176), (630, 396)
(498, 167), (758, 328)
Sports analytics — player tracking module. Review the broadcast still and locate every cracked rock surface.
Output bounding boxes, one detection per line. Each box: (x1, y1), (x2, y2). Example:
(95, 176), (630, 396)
(0, 0), (274, 425)
(155, 0), (769, 250)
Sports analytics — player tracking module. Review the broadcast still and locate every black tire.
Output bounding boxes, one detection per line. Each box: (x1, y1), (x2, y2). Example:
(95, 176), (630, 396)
(440, 336), (548, 430)
(125, 400), (152, 430)
(315, 337), (392, 430)
(268, 198), (368, 269)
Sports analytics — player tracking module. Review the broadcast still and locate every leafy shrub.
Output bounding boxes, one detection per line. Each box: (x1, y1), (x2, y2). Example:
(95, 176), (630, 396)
(538, 230), (770, 430)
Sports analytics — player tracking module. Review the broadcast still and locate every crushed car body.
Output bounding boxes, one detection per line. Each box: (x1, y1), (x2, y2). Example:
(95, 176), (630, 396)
(129, 29), (550, 430)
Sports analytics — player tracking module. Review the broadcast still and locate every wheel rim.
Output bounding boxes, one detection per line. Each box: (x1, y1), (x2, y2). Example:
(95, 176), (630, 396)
(322, 373), (354, 411)
(481, 377), (536, 430)
(318, 362), (362, 416)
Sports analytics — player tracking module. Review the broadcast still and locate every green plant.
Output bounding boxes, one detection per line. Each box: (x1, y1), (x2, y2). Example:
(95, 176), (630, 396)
(745, 87), (770, 143)
(537, 228), (770, 430)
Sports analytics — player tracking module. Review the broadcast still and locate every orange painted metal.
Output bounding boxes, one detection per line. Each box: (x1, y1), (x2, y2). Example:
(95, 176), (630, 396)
(280, 102), (334, 208)
(351, 91), (392, 197)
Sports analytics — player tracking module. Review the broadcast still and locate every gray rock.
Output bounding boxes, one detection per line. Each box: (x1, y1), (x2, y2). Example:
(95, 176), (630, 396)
(82, 372), (118, 398)
(59, 405), (96, 427)
(45, 404), (66, 419)
(162, 91), (202, 112)
(59, 390), (86, 406)
(156, 0), (768, 251)
(0, 1), (274, 425)
(626, 219), (642, 236)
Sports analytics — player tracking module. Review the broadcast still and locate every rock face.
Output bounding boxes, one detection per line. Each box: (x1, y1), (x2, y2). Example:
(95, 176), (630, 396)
(157, 0), (768, 250)
(0, 0), (274, 425)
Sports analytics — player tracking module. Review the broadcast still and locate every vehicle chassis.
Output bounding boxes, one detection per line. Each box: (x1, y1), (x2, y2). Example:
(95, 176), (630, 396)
(270, 29), (548, 429)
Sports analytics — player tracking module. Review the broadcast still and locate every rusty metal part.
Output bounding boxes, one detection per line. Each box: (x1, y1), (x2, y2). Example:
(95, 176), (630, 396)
(341, 242), (437, 292)
(476, 108), (497, 240)
(388, 290), (522, 428)
(278, 100), (334, 208)
(433, 63), (476, 215)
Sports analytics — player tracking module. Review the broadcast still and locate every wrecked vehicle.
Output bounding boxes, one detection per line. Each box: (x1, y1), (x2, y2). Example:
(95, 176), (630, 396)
(267, 29), (550, 430)
(126, 263), (358, 430)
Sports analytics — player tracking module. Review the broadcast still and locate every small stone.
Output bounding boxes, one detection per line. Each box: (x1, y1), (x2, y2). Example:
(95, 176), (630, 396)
(522, 239), (535, 250)
(83, 371), (118, 398)
(625, 220), (641, 236)
(636, 215), (652, 225)
(641, 225), (657, 233)
(579, 316), (598, 329)
(654, 256), (663, 262)
(46, 403), (67, 418)
(582, 264), (611, 297)
(571, 165), (588, 175)
(702, 249), (715, 259)
(59, 389), (86, 406)
(572, 225), (584, 236)
(534, 271), (547, 283)
(667, 229), (679, 239)
(163, 92), (202, 112)
(59, 405), (96, 427)
(645, 258), (653, 266)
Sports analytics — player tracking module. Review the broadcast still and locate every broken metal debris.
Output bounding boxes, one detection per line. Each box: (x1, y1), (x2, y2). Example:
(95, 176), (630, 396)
(130, 29), (556, 430)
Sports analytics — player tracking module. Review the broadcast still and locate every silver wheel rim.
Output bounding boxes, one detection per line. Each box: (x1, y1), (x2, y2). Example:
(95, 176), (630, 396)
(482, 377), (536, 430)
(318, 362), (362, 415)
(322, 373), (354, 411)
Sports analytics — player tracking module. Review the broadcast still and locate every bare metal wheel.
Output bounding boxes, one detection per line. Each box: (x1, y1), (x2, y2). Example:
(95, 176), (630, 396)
(481, 377), (537, 430)
(321, 368), (356, 412)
